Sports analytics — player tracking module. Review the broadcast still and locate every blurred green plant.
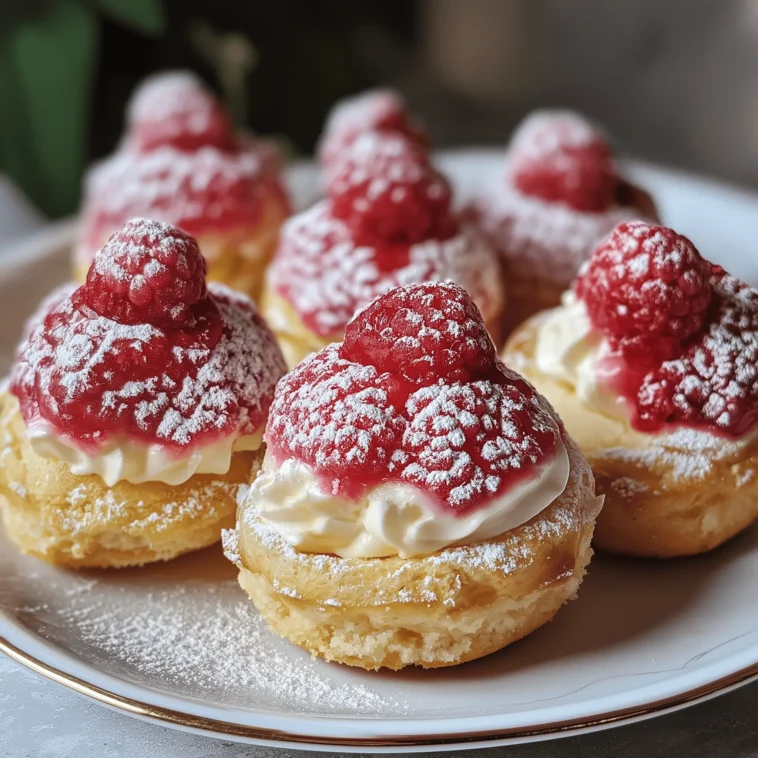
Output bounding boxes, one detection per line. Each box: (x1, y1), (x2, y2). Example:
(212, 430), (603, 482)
(0, 0), (165, 218)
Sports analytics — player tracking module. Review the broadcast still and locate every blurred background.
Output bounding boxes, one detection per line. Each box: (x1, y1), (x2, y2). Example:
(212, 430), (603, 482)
(2, 0), (758, 221)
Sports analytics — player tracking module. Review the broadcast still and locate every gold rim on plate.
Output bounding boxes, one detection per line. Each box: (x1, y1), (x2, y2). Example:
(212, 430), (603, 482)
(2, 635), (758, 748)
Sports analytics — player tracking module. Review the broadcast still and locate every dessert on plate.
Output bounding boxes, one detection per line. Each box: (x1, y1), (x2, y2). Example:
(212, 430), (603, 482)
(74, 71), (290, 300)
(262, 132), (505, 367)
(225, 281), (602, 670)
(317, 87), (426, 175)
(0, 219), (286, 568)
(503, 221), (758, 557)
(468, 110), (657, 335)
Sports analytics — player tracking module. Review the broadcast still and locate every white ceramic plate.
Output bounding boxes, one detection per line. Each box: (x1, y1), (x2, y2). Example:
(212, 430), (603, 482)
(2, 152), (758, 753)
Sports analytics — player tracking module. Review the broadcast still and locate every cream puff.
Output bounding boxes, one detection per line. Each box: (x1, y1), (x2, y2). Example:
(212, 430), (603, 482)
(262, 132), (505, 367)
(74, 71), (290, 300)
(1, 219), (286, 568)
(468, 110), (657, 335)
(225, 281), (602, 670)
(317, 88), (426, 175)
(504, 221), (758, 558)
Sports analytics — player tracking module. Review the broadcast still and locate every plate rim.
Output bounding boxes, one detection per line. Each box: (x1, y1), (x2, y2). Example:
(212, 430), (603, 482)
(4, 156), (758, 751)
(2, 633), (758, 751)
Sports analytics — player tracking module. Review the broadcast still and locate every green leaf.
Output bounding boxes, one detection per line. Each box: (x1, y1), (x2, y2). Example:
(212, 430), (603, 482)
(90, 0), (165, 36)
(1, 0), (98, 217)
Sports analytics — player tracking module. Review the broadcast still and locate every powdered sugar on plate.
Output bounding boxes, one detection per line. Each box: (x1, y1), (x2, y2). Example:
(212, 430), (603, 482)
(0, 546), (407, 716)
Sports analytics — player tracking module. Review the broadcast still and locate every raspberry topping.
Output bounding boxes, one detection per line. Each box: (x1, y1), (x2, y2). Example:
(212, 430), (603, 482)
(270, 202), (502, 337)
(342, 282), (496, 385)
(508, 111), (618, 213)
(12, 222), (286, 454)
(126, 71), (237, 153)
(328, 133), (456, 246)
(264, 347), (405, 481)
(266, 283), (560, 512)
(577, 222), (712, 365)
(82, 219), (207, 327)
(634, 283), (758, 435)
(400, 381), (553, 508)
(318, 88), (426, 168)
(468, 110), (654, 291)
(576, 222), (758, 437)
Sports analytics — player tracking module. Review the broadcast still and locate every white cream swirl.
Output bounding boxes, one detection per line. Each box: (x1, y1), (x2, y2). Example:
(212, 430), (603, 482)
(534, 291), (631, 421)
(247, 442), (570, 559)
(28, 422), (263, 487)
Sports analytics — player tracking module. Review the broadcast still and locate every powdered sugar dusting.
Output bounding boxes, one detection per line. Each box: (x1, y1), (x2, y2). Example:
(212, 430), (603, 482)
(12, 282), (285, 453)
(61, 479), (240, 536)
(77, 143), (285, 266)
(322, 89), (405, 143)
(397, 381), (556, 508)
(317, 88), (422, 167)
(635, 280), (758, 435)
(126, 71), (219, 134)
(266, 345), (403, 479)
(471, 184), (641, 288)
(266, 338), (560, 514)
(509, 110), (606, 164)
(270, 201), (502, 336)
(594, 425), (758, 481)
(17, 553), (405, 715)
(329, 132), (438, 198)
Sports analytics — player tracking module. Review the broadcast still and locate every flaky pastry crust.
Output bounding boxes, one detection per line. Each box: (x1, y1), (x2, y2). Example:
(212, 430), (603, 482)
(0, 393), (262, 568)
(229, 436), (601, 670)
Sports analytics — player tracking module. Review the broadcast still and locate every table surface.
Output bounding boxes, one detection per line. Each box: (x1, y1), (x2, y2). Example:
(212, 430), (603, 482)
(1, 179), (757, 758)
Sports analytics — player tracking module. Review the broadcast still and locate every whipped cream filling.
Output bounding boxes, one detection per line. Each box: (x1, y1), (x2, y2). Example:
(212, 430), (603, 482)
(534, 290), (632, 421)
(28, 422), (263, 487)
(247, 442), (570, 559)
(533, 292), (758, 455)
